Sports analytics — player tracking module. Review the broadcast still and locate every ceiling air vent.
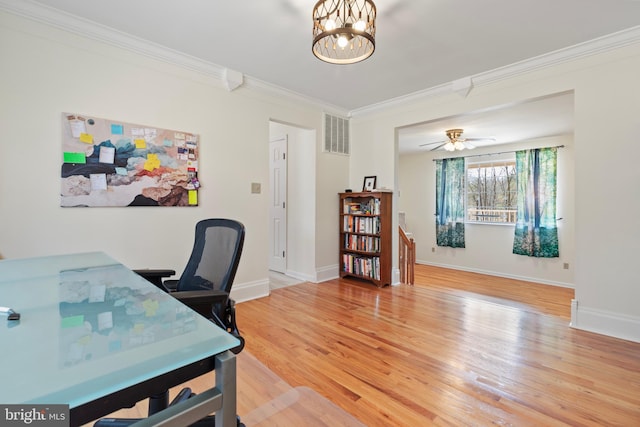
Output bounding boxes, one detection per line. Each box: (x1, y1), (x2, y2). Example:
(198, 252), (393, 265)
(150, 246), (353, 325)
(324, 113), (349, 155)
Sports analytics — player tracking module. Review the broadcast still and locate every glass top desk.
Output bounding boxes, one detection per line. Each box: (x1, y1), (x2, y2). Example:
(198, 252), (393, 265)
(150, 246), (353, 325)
(0, 252), (240, 426)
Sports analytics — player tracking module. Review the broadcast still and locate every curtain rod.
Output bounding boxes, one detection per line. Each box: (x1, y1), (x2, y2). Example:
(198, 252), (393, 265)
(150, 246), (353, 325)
(432, 145), (565, 161)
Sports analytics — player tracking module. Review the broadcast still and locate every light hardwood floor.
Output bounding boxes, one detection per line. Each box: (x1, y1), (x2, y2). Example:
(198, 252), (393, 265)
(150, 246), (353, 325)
(236, 264), (640, 426)
(90, 265), (640, 426)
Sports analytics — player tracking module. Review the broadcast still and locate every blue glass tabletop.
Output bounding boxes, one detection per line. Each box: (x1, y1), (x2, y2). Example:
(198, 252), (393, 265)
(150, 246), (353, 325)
(0, 252), (239, 408)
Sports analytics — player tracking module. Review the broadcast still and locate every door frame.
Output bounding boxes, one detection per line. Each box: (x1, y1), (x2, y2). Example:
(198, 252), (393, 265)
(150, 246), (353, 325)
(268, 136), (287, 273)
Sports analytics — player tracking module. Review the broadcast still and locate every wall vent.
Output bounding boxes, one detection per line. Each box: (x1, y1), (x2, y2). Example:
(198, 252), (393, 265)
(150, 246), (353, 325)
(323, 113), (350, 155)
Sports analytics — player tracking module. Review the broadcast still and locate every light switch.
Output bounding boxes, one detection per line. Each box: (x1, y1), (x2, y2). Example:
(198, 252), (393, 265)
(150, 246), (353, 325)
(251, 182), (261, 194)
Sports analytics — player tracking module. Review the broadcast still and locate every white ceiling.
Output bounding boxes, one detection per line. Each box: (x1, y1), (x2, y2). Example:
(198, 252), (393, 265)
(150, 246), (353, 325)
(397, 91), (575, 154)
(11, 0), (640, 152)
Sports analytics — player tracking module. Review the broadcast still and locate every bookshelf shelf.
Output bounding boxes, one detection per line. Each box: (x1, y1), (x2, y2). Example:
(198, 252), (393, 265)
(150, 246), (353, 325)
(339, 191), (392, 287)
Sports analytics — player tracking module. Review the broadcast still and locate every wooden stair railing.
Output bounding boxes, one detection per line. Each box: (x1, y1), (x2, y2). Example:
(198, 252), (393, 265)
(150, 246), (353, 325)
(399, 226), (415, 285)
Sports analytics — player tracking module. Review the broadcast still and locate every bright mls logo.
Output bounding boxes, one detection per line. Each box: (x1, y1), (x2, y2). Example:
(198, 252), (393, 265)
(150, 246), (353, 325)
(1, 405), (69, 426)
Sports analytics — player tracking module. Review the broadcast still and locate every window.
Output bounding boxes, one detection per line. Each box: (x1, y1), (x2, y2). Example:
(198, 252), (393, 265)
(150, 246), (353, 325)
(466, 157), (516, 224)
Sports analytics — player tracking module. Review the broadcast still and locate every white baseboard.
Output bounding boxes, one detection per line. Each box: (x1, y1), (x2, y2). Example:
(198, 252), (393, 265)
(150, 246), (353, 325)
(316, 264), (339, 283)
(235, 264), (406, 302)
(284, 269), (316, 283)
(277, 266), (339, 284)
(313, 264), (399, 286)
(233, 266), (337, 305)
(571, 299), (640, 343)
(231, 278), (270, 303)
(417, 260), (574, 289)
(391, 268), (401, 286)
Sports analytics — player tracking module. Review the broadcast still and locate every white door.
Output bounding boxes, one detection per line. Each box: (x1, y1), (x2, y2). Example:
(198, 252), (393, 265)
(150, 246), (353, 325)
(269, 136), (287, 273)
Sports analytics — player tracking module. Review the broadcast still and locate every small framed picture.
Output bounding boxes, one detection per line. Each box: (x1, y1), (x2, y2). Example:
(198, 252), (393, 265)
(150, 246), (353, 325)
(362, 176), (377, 192)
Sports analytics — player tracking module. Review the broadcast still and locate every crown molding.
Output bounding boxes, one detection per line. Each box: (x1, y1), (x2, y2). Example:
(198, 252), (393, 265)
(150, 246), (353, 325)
(241, 76), (350, 117)
(2, 0), (640, 119)
(350, 25), (640, 117)
(0, 0), (226, 79)
(0, 0), (351, 116)
(472, 25), (640, 86)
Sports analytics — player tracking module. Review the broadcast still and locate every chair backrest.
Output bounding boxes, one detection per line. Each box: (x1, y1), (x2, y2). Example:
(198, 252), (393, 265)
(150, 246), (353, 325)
(176, 219), (245, 293)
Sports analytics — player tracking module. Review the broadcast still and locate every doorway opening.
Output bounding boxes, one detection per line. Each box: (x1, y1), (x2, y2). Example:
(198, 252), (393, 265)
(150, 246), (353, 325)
(268, 121), (316, 289)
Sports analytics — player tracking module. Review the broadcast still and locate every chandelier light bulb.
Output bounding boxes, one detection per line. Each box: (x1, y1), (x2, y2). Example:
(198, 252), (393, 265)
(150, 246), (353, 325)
(325, 19), (337, 31)
(337, 36), (349, 48)
(354, 20), (366, 31)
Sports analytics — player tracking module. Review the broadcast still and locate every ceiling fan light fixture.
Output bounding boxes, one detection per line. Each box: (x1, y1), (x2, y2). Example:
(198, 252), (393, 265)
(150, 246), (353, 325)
(445, 128), (464, 141)
(444, 128), (467, 151)
(420, 128), (494, 151)
(313, 0), (376, 65)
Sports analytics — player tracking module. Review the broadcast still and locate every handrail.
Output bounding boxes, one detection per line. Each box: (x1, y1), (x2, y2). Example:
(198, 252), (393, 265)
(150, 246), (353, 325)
(399, 226), (415, 285)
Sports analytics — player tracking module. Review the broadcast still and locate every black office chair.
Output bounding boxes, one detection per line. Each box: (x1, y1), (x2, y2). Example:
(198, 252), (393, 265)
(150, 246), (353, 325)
(135, 218), (246, 354)
(94, 218), (246, 427)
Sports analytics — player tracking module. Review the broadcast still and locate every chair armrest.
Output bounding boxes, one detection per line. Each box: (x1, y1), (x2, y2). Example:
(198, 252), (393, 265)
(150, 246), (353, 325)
(171, 290), (229, 321)
(133, 269), (176, 291)
(171, 289), (228, 305)
(164, 279), (179, 291)
(133, 268), (176, 279)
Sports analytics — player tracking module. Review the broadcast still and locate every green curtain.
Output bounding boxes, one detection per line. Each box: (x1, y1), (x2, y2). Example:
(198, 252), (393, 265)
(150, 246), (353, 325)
(513, 147), (559, 257)
(435, 157), (465, 248)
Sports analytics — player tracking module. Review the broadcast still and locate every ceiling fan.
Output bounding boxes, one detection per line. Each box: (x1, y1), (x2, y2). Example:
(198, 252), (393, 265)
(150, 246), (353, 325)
(420, 129), (495, 152)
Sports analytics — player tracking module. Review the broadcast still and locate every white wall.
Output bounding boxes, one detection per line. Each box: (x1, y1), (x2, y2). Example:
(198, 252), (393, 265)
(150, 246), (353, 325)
(398, 135), (575, 287)
(0, 11), (342, 300)
(349, 123), (399, 280)
(315, 145), (350, 281)
(351, 42), (640, 342)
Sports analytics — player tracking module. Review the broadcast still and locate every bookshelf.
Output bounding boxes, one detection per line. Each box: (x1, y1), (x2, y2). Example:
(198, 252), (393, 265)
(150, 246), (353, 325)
(339, 191), (392, 287)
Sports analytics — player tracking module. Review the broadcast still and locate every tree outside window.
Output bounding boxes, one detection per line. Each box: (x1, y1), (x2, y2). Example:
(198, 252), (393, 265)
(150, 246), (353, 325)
(466, 158), (516, 224)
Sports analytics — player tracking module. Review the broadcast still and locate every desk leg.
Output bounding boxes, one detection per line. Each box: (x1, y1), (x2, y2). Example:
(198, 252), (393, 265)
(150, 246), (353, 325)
(215, 350), (237, 427)
(133, 351), (237, 427)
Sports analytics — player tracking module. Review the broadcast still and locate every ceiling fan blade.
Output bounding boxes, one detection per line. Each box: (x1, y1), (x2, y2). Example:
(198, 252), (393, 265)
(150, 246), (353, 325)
(430, 143), (447, 151)
(419, 132), (495, 151)
(419, 140), (446, 147)
(463, 137), (496, 142)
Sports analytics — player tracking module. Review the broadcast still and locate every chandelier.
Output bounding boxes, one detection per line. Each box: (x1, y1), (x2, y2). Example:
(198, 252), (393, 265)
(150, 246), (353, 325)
(312, 0), (377, 65)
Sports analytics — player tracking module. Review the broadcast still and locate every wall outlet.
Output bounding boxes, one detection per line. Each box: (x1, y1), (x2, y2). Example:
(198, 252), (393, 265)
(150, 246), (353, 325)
(563, 262), (569, 270)
(432, 247), (436, 253)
